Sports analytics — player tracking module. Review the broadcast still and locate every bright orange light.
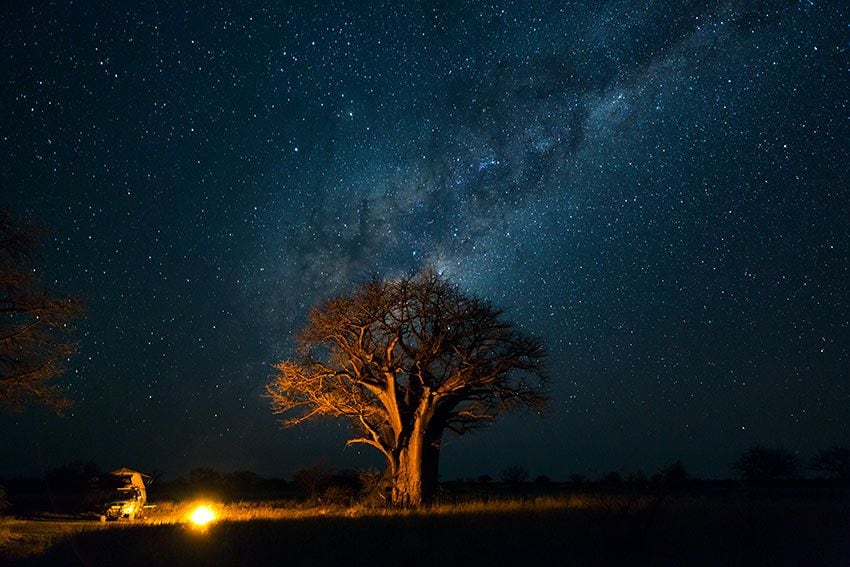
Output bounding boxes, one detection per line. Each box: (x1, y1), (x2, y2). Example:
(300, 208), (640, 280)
(189, 505), (216, 527)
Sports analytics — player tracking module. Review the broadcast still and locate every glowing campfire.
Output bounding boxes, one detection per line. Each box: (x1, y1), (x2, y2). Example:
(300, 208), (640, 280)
(189, 504), (216, 528)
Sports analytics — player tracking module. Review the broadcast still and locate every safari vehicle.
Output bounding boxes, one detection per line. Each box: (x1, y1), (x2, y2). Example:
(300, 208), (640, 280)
(97, 468), (150, 521)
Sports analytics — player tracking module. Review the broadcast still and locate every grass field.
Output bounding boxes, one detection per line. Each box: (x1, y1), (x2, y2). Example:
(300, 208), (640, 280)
(2, 493), (849, 566)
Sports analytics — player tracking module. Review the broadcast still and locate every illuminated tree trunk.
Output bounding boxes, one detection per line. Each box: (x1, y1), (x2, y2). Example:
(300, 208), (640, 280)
(390, 405), (442, 507)
(392, 443), (422, 507)
(266, 268), (549, 509)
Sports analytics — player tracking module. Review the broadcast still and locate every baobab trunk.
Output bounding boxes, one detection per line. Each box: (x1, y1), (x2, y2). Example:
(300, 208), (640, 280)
(392, 451), (422, 507)
(391, 424), (442, 507)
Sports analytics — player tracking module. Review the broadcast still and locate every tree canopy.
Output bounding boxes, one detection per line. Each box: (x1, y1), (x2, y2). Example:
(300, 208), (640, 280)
(732, 445), (801, 481)
(809, 446), (850, 480)
(266, 268), (548, 506)
(0, 211), (83, 412)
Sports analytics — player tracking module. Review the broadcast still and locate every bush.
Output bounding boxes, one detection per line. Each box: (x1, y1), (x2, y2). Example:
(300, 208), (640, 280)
(356, 468), (391, 508)
(321, 485), (355, 507)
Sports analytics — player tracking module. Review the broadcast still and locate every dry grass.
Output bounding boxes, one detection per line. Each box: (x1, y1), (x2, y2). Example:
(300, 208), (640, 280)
(0, 493), (653, 559)
(0, 516), (114, 560)
(4, 493), (849, 566)
(140, 492), (660, 524)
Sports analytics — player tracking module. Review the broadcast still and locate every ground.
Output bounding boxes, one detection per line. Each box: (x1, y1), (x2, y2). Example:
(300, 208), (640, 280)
(2, 492), (849, 566)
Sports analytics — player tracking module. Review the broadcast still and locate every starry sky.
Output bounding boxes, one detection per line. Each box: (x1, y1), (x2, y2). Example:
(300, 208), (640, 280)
(1, 0), (848, 481)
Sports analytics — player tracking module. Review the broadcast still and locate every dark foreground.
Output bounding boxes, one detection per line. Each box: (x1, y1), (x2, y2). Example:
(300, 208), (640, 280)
(4, 495), (850, 566)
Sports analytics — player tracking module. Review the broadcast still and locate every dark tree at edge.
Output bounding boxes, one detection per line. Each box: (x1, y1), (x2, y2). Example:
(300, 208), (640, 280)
(0, 211), (83, 412)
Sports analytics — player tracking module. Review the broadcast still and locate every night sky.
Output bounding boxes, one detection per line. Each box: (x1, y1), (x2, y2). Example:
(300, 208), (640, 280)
(1, 1), (847, 481)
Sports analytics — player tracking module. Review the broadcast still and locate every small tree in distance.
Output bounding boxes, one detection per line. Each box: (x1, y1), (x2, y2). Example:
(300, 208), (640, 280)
(0, 210), (83, 412)
(499, 465), (529, 486)
(292, 463), (334, 500)
(809, 446), (850, 480)
(660, 460), (689, 486)
(732, 445), (800, 481)
(266, 268), (548, 507)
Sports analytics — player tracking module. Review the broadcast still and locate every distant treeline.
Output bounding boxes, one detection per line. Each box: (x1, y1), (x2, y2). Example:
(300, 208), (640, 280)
(2, 445), (848, 515)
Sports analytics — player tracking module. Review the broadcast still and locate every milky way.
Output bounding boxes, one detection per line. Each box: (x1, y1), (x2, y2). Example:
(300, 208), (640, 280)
(1, 1), (847, 480)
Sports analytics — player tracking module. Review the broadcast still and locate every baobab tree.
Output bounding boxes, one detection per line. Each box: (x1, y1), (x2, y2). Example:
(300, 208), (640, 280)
(266, 268), (548, 507)
(0, 210), (82, 412)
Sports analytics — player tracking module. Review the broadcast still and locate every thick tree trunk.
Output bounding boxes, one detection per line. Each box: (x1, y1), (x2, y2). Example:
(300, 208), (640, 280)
(421, 435), (441, 504)
(390, 423), (442, 507)
(392, 452), (421, 507)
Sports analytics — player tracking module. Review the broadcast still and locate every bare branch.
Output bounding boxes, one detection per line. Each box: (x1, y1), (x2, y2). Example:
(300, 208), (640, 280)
(0, 210), (83, 413)
(264, 266), (549, 506)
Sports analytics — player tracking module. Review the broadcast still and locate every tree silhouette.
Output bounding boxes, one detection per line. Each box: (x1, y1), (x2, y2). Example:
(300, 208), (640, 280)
(732, 445), (800, 481)
(0, 211), (83, 412)
(266, 268), (548, 507)
(291, 463), (335, 500)
(809, 446), (850, 480)
(659, 460), (689, 486)
(499, 465), (529, 486)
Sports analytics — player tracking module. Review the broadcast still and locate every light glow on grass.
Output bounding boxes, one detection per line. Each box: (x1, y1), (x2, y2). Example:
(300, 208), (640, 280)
(189, 505), (216, 528)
